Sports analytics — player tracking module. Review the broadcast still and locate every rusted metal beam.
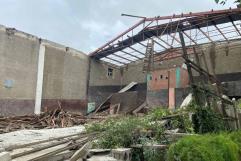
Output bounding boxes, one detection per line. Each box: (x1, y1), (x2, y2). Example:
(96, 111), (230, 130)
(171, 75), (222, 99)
(90, 8), (241, 59)
(129, 46), (145, 55)
(212, 21), (229, 41)
(145, 8), (241, 21)
(121, 13), (146, 19)
(169, 33), (181, 44)
(179, 31), (200, 105)
(182, 31), (198, 45)
(231, 21), (241, 36)
(198, 28), (214, 42)
(120, 50), (142, 59)
(111, 53), (133, 62)
(229, 16), (241, 36)
(90, 18), (145, 56)
(105, 57), (127, 65)
(157, 36), (173, 48)
(127, 35), (147, 47)
(153, 39), (167, 49)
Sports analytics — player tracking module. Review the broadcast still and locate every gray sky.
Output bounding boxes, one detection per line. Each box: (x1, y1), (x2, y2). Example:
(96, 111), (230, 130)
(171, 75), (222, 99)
(0, 0), (236, 54)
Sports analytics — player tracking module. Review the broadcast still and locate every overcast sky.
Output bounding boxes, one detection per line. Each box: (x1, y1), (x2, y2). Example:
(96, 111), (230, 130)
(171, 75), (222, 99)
(0, 0), (236, 54)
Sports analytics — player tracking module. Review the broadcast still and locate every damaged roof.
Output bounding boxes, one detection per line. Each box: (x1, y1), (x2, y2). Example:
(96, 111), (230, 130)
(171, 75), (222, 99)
(90, 8), (241, 67)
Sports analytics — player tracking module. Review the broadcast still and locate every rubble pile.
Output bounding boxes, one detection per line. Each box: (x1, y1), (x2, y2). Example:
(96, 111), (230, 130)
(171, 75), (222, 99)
(0, 108), (103, 134)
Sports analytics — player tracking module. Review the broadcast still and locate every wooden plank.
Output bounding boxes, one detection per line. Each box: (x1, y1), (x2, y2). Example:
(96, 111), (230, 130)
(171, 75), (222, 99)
(70, 142), (91, 161)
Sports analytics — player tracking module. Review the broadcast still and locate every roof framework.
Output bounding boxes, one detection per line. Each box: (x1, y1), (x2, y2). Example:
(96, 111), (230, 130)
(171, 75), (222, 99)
(90, 8), (241, 67)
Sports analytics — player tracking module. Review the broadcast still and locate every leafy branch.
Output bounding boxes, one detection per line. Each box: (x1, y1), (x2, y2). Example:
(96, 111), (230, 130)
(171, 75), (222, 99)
(215, 0), (241, 5)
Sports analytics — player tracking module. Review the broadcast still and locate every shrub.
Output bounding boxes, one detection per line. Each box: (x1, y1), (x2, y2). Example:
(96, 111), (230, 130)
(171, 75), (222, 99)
(167, 133), (240, 161)
(86, 116), (165, 148)
(228, 131), (241, 158)
(192, 107), (226, 133)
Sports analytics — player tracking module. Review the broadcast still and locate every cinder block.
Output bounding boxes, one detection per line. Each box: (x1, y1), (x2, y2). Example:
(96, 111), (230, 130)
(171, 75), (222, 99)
(111, 148), (132, 161)
(0, 152), (11, 161)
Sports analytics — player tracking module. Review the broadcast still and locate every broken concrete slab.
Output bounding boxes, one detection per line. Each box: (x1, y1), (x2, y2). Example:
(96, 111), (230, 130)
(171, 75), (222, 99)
(111, 148), (132, 161)
(87, 155), (117, 161)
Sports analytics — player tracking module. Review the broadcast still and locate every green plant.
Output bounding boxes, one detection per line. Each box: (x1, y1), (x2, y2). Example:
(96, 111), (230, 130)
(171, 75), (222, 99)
(143, 148), (164, 161)
(228, 131), (241, 158)
(167, 133), (240, 161)
(192, 107), (226, 133)
(86, 108), (195, 149)
(147, 108), (194, 133)
(147, 108), (172, 121)
(86, 116), (165, 149)
(215, 0), (241, 5)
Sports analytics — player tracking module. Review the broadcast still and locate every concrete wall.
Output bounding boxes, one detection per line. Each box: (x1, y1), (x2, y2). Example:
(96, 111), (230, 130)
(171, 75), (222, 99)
(0, 27), (39, 116)
(42, 45), (89, 114)
(0, 25), (89, 116)
(89, 59), (122, 86)
(122, 61), (146, 84)
(88, 59), (123, 109)
(88, 59), (147, 110)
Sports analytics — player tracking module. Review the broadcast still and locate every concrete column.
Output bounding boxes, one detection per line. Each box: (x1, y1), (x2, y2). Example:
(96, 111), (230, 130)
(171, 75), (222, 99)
(168, 88), (175, 109)
(34, 43), (45, 114)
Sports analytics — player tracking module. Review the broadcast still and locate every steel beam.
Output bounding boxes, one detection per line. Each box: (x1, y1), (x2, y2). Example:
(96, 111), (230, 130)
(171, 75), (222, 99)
(169, 33), (181, 44)
(145, 8), (241, 21)
(91, 9), (241, 59)
(212, 21), (228, 41)
(120, 50), (142, 59)
(229, 16), (241, 36)
(105, 57), (127, 65)
(129, 46), (145, 55)
(111, 53), (132, 62)
(182, 31), (198, 45)
(198, 28), (214, 42)
(153, 39), (167, 49)
(157, 36), (173, 48)
(127, 35), (147, 47)
(179, 31), (200, 105)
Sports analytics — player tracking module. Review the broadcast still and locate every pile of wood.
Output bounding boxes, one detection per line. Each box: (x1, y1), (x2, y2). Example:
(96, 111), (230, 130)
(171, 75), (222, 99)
(4, 132), (96, 161)
(0, 109), (104, 134)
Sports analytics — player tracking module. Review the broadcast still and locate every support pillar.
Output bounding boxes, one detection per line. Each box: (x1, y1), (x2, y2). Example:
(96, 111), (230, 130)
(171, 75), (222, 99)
(34, 43), (45, 115)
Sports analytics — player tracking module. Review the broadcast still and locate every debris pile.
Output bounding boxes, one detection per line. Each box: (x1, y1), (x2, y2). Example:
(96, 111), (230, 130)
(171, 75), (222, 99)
(0, 109), (103, 134)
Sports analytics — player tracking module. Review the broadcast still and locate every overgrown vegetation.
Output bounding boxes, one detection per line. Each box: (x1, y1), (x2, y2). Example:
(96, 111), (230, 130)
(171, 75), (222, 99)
(86, 101), (238, 161)
(192, 107), (227, 133)
(184, 100), (228, 134)
(87, 108), (192, 147)
(167, 131), (241, 161)
(86, 108), (192, 161)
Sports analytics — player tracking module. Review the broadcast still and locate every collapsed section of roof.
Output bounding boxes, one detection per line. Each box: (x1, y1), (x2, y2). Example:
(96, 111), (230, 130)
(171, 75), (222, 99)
(90, 8), (241, 67)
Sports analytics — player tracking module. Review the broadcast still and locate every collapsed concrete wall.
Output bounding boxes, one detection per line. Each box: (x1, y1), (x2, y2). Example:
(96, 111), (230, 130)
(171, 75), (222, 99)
(88, 59), (123, 110)
(0, 25), (89, 116)
(88, 60), (147, 111)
